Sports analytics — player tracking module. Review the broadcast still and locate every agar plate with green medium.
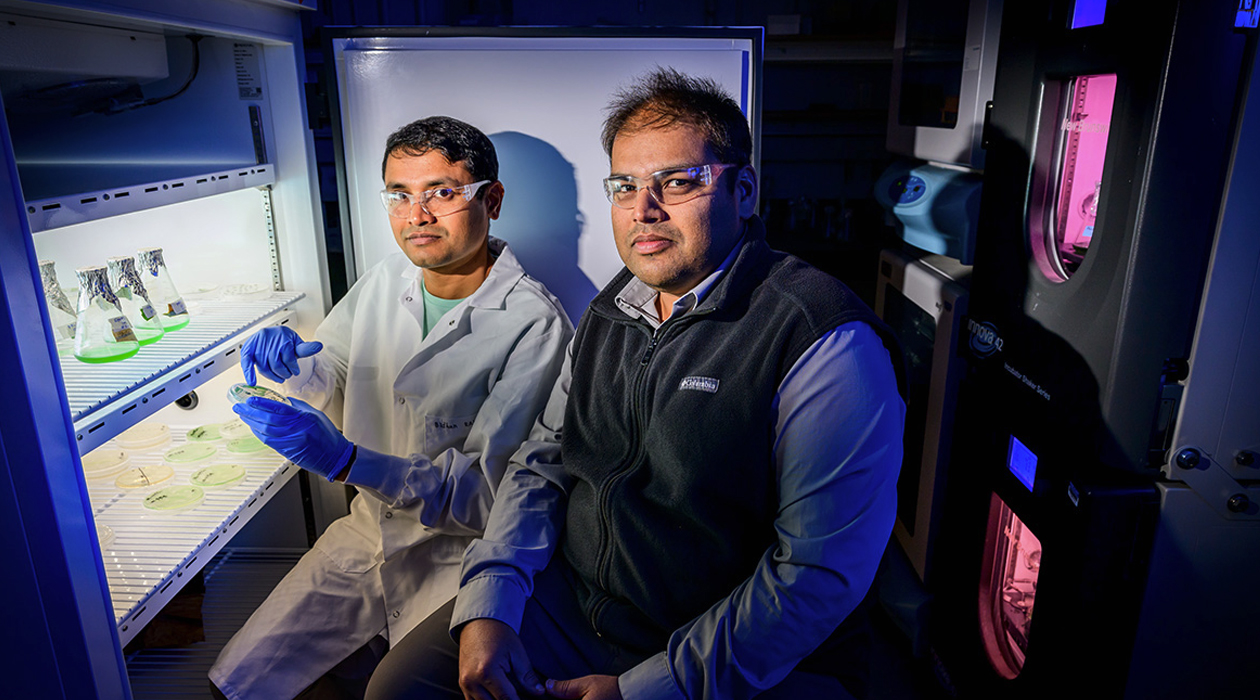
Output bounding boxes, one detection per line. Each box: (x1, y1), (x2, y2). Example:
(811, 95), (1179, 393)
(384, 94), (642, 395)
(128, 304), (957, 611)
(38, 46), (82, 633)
(191, 463), (247, 488)
(226, 436), (268, 454)
(162, 442), (218, 465)
(228, 383), (291, 406)
(186, 423), (224, 442)
(143, 485), (205, 512)
(220, 418), (254, 440)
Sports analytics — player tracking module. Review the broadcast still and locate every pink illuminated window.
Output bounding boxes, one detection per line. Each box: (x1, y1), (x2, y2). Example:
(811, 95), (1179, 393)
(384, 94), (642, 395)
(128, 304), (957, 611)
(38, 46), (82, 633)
(1032, 73), (1116, 281)
(978, 493), (1043, 679)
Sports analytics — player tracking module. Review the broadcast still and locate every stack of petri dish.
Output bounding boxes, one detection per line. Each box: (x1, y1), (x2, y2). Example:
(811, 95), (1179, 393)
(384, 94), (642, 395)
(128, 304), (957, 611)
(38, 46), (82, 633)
(116, 422), (172, 453)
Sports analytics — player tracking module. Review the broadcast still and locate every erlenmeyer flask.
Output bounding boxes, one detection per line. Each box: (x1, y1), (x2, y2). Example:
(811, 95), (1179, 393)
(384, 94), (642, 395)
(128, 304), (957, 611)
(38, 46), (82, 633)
(107, 256), (165, 345)
(135, 247), (190, 331)
(74, 265), (140, 363)
(38, 259), (77, 355)
(1072, 180), (1101, 253)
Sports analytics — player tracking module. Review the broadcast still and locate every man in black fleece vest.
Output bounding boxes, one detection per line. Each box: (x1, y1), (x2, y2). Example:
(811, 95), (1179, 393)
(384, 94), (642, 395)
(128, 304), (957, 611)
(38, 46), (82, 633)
(367, 68), (905, 700)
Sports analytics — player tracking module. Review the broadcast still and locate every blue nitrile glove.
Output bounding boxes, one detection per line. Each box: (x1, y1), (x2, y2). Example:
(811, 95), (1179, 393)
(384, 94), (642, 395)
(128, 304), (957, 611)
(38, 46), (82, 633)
(240, 326), (324, 386)
(233, 396), (355, 481)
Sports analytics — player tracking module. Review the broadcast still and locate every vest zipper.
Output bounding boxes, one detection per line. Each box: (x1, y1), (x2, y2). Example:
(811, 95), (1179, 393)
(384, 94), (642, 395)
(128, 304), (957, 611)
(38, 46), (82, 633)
(591, 323), (664, 627)
(639, 332), (659, 365)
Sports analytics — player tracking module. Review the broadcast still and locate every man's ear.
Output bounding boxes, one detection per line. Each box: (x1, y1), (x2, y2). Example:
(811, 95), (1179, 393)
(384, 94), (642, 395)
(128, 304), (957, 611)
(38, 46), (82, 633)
(736, 165), (758, 219)
(485, 181), (505, 220)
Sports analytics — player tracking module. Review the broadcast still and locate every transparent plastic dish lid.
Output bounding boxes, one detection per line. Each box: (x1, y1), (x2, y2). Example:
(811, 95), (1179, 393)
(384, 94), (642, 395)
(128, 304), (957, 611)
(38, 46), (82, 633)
(186, 423), (224, 442)
(143, 485), (205, 512)
(219, 419), (254, 440)
(115, 463), (175, 489)
(96, 523), (116, 550)
(228, 383), (291, 406)
(116, 422), (171, 450)
(220, 282), (271, 301)
(190, 463), (247, 488)
(82, 448), (131, 479)
(163, 442), (218, 464)
(226, 436), (268, 454)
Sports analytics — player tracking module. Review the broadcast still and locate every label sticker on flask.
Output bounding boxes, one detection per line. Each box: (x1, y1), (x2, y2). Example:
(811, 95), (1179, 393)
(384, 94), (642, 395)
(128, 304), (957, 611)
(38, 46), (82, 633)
(109, 315), (139, 343)
(140, 304), (157, 321)
(60, 322), (77, 339)
(168, 299), (188, 316)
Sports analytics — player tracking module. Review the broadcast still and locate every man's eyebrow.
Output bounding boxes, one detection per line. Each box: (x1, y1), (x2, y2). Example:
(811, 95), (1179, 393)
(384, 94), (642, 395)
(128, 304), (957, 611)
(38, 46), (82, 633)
(607, 164), (696, 179)
(384, 177), (460, 191)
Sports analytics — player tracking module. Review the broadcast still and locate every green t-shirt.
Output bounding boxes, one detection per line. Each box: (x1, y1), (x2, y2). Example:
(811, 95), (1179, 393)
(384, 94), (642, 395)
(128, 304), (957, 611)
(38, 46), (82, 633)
(421, 277), (466, 337)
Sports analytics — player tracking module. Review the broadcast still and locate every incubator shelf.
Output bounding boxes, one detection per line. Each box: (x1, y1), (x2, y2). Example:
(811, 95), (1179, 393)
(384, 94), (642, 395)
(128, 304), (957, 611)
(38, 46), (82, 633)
(83, 425), (299, 646)
(64, 291), (305, 454)
(23, 164), (276, 233)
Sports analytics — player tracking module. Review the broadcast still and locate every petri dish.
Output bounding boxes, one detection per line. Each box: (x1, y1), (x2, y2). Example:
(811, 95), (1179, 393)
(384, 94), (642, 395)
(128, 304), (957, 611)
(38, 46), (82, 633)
(220, 282), (271, 301)
(116, 463), (175, 489)
(184, 283), (220, 300)
(219, 419), (253, 440)
(96, 523), (116, 550)
(163, 442), (218, 465)
(143, 485), (205, 512)
(186, 423), (224, 442)
(191, 463), (247, 489)
(116, 422), (172, 451)
(228, 383), (291, 406)
(226, 436), (268, 454)
(81, 448), (131, 479)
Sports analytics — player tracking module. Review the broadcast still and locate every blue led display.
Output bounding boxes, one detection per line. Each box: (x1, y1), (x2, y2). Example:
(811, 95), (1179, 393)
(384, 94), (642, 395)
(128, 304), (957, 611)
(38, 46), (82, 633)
(1071, 0), (1107, 28)
(1008, 435), (1038, 492)
(1238, 1), (1260, 28)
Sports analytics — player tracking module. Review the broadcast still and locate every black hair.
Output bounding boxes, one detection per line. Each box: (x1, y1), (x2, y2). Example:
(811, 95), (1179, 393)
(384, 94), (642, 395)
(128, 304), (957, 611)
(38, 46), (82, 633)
(381, 116), (498, 185)
(601, 67), (752, 167)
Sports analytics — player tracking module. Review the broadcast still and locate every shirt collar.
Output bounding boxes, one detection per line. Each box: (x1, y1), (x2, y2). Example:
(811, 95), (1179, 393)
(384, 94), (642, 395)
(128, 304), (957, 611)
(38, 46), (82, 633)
(613, 226), (745, 328)
(397, 236), (521, 311)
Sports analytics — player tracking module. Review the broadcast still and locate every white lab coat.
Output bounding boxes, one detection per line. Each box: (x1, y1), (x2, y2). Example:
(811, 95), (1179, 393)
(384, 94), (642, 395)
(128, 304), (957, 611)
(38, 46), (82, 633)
(209, 239), (572, 699)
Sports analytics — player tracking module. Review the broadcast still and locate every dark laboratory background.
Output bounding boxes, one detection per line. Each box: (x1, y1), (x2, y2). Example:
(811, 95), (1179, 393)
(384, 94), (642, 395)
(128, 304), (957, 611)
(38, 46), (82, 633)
(3, 1), (1256, 699)
(301, 0), (900, 307)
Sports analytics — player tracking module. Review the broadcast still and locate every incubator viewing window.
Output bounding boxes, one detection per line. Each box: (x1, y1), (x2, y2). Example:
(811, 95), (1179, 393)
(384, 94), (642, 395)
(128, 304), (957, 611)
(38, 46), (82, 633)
(1033, 73), (1116, 282)
(978, 493), (1043, 679)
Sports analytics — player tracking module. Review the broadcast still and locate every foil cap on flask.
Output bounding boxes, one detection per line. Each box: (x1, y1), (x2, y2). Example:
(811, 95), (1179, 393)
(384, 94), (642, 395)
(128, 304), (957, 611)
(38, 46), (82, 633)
(38, 259), (77, 344)
(39, 259), (76, 316)
(107, 256), (165, 345)
(73, 265), (140, 363)
(135, 247), (190, 330)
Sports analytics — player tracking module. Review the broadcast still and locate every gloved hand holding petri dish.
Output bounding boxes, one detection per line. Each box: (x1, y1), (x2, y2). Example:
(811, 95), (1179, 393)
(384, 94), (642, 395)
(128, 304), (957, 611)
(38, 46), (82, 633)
(227, 383), (292, 406)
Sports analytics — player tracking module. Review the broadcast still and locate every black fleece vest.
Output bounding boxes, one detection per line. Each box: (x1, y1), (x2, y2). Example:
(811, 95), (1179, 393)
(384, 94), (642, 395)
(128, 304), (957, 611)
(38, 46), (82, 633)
(559, 219), (901, 654)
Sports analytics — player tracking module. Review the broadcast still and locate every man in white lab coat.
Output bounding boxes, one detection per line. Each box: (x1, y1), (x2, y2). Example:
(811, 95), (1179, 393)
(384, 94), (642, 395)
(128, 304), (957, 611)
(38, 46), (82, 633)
(208, 116), (573, 700)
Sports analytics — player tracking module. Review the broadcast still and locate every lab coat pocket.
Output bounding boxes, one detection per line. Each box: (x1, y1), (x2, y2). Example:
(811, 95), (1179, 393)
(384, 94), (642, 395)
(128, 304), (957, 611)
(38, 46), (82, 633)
(424, 413), (477, 455)
(312, 500), (383, 575)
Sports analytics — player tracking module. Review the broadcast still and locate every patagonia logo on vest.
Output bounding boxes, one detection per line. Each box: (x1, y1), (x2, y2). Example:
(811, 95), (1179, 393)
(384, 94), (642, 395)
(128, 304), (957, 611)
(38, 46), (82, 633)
(679, 376), (720, 393)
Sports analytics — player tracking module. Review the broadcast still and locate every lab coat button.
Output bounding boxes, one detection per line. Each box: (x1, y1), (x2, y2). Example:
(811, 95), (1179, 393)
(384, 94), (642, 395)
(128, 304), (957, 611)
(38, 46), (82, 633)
(384, 511), (393, 519)
(397, 396), (405, 405)
(393, 610), (400, 618)
(405, 296), (413, 302)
